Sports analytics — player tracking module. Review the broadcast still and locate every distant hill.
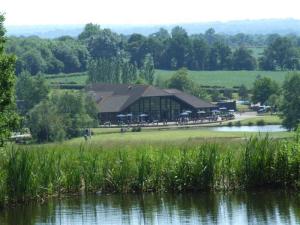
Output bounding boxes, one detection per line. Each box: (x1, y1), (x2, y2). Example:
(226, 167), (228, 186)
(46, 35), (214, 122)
(6, 18), (300, 38)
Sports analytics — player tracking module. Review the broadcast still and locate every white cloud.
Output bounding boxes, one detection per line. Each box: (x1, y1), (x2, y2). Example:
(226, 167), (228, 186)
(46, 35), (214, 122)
(2, 0), (300, 25)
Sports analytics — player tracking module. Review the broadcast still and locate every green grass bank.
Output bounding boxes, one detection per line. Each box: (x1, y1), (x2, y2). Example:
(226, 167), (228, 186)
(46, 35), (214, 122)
(0, 133), (299, 208)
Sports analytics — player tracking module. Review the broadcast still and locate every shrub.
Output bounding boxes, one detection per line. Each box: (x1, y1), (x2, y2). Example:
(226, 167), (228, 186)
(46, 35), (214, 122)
(132, 127), (142, 132)
(256, 119), (265, 126)
(247, 121), (254, 126)
(234, 121), (242, 126)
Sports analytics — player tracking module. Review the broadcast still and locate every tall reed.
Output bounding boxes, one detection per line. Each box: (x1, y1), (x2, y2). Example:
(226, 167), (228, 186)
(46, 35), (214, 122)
(0, 134), (299, 207)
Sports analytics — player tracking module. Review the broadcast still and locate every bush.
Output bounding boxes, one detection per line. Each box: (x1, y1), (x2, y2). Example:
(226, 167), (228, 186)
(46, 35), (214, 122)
(132, 127), (142, 132)
(227, 122), (233, 127)
(234, 121), (242, 126)
(247, 121), (254, 126)
(256, 119), (265, 126)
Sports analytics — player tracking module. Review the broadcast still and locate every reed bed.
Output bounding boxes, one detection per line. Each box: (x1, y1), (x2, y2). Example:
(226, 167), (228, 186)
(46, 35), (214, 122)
(0, 133), (299, 208)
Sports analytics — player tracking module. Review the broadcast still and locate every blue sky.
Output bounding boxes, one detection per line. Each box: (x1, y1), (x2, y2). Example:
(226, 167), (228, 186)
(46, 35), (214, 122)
(2, 0), (300, 25)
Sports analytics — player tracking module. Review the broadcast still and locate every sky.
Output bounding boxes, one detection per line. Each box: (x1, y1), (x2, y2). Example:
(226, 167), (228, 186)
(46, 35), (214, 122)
(2, 0), (300, 26)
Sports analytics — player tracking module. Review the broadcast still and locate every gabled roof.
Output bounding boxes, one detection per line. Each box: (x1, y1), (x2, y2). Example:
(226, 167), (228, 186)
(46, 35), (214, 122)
(86, 83), (215, 113)
(164, 89), (215, 109)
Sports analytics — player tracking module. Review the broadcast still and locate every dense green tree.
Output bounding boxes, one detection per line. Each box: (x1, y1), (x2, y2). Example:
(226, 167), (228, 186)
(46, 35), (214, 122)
(16, 72), (49, 115)
(139, 37), (164, 68)
(231, 33), (253, 46)
(167, 26), (190, 69)
(51, 42), (81, 73)
(204, 28), (217, 45)
(88, 58), (119, 83)
(252, 77), (279, 104)
(189, 83), (209, 100)
(266, 93), (281, 113)
(260, 37), (299, 70)
(0, 14), (19, 146)
(28, 100), (65, 142)
(167, 68), (191, 91)
(53, 92), (96, 138)
(166, 68), (207, 99)
(22, 49), (46, 75)
(149, 28), (170, 42)
(88, 29), (120, 59)
(210, 89), (222, 102)
(208, 41), (232, 70)
(223, 89), (233, 99)
(281, 73), (300, 130)
(140, 54), (155, 84)
(232, 47), (256, 70)
(126, 33), (147, 67)
(258, 53), (276, 71)
(238, 84), (249, 100)
(78, 23), (101, 41)
(190, 37), (209, 70)
(28, 91), (98, 142)
(88, 55), (137, 84)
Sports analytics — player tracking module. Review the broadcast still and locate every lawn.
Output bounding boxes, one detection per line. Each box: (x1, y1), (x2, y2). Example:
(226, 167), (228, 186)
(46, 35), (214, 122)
(66, 126), (293, 146)
(59, 114), (289, 146)
(155, 70), (289, 88)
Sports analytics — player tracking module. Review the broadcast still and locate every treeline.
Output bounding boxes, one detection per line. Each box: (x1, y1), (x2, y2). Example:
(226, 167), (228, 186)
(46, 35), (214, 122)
(6, 24), (300, 77)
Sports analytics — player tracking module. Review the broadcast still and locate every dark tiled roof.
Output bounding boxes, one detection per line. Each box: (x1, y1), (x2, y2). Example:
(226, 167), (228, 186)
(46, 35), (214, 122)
(99, 95), (130, 113)
(86, 83), (215, 113)
(164, 89), (215, 109)
(142, 86), (171, 97)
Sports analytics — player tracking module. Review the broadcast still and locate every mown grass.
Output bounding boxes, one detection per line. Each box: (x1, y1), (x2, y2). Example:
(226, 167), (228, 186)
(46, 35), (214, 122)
(66, 127), (292, 146)
(0, 133), (299, 208)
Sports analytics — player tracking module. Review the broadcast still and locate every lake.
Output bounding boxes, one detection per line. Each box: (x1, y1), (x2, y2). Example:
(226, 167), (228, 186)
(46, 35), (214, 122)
(210, 125), (287, 132)
(0, 191), (299, 225)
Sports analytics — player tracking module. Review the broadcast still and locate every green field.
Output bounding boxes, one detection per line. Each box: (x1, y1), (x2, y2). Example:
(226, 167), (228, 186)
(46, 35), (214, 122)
(155, 70), (289, 88)
(45, 72), (88, 85)
(45, 70), (291, 89)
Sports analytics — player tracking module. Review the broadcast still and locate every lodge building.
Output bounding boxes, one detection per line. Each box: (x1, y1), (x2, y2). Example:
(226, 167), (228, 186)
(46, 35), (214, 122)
(87, 83), (216, 124)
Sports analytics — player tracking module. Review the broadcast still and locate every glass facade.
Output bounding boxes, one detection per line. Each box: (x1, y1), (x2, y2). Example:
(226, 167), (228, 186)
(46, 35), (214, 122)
(125, 96), (186, 122)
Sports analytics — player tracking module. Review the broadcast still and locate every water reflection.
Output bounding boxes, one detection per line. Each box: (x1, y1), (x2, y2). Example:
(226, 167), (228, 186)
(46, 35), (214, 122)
(0, 191), (299, 225)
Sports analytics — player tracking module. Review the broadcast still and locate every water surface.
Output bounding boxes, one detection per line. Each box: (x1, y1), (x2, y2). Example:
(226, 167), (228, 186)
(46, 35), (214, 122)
(210, 125), (287, 132)
(0, 191), (299, 225)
